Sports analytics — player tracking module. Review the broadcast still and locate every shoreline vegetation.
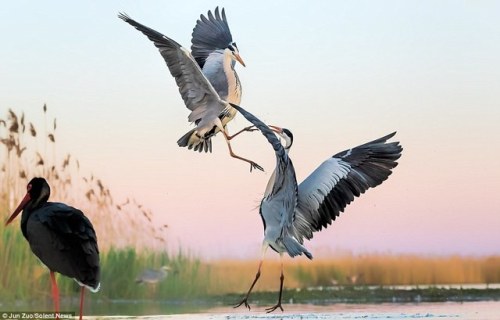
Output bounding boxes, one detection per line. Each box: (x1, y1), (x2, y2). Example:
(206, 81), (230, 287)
(1, 107), (499, 311)
(1, 106), (168, 251)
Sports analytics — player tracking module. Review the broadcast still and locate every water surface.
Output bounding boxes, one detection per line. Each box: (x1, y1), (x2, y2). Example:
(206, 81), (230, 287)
(87, 301), (499, 320)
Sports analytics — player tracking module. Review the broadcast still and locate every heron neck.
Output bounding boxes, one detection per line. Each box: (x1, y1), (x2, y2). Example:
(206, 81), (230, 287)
(263, 169), (277, 198)
(223, 50), (241, 104)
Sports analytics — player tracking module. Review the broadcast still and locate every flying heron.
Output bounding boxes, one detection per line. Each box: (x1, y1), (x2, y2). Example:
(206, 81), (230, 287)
(230, 104), (402, 312)
(118, 8), (262, 171)
(5, 177), (100, 320)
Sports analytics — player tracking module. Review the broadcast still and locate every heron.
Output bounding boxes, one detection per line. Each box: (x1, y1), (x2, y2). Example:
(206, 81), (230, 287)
(230, 104), (402, 312)
(5, 177), (100, 320)
(118, 8), (262, 171)
(135, 265), (172, 284)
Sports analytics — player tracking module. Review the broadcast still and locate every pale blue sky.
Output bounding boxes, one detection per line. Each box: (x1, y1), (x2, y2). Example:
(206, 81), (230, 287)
(1, 1), (500, 258)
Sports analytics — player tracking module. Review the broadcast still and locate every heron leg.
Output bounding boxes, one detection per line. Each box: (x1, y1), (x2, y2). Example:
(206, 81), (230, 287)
(265, 255), (285, 313)
(234, 260), (263, 310)
(226, 126), (258, 140)
(235, 244), (268, 310)
(79, 287), (85, 320)
(49, 271), (60, 320)
(222, 130), (264, 172)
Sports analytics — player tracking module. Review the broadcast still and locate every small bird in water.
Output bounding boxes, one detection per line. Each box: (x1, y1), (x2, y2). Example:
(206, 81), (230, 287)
(231, 104), (402, 312)
(136, 265), (172, 284)
(5, 177), (100, 320)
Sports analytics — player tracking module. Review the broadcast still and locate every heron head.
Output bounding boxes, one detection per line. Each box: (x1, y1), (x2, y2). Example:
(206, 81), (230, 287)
(227, 42), (245, 67)
(270, 126), (293, 150)
(5, 177), (50, 226)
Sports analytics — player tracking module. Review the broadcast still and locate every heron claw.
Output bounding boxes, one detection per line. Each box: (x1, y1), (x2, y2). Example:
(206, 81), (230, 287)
(244, 125), (258, 132)
(265, 303), (284, 313)
(250, 162), (264, 173)
(234, 298), (251, 310)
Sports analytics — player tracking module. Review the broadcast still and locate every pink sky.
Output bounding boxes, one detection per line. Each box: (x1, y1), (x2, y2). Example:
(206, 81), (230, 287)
(1, 1), (499, 258)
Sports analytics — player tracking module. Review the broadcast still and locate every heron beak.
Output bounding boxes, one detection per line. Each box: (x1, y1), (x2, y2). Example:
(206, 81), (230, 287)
(5, 192), (31, 226)
(269, 125), (283, 134)
(234, 53), (246, 67)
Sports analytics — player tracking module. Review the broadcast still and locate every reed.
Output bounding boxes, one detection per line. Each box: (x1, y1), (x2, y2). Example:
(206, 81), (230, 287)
(1, 106), (498, 305)
(1, 106), (197, 302)
(0, 220), (209, 302)
(0, 106), (167, 250)
(205, 255), (500, 294)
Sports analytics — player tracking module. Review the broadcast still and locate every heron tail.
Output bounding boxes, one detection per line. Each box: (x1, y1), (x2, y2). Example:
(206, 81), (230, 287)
(177, 129), (212, 153)
(283, 236), (313, 260)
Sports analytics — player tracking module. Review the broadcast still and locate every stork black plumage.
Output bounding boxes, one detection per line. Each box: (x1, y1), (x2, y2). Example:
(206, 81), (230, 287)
(5, 177), (100, 320)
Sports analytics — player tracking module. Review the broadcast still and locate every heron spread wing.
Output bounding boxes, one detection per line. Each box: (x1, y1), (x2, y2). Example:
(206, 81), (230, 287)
(191, 7), (233, 68)
(293, 132), (402, 242)
(118, 13), (226, 124)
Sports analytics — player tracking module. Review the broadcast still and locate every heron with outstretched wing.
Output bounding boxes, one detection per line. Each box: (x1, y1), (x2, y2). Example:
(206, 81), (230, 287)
(118, 8), (262, 171)
(231, 103), (403, 312)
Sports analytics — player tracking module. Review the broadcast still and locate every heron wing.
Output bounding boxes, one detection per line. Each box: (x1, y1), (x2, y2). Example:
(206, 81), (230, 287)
(118, 13), (226, 123)
(293, 132), (403, 242)
(191, 7), (233, 68)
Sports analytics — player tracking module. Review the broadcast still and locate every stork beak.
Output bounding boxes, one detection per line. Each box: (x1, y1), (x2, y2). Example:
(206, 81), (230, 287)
(234, 53), (246, 67)
(269, 125), (283, 134)
(5, 192), (31, 226)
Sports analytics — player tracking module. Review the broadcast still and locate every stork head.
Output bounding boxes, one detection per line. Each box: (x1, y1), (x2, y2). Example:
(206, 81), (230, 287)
(270, 126), (293, 150)
(5, 177), (50, 226)
(226, 42), (245, 67)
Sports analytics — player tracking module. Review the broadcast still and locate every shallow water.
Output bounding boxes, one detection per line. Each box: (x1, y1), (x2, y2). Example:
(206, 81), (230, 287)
(85, 301), (500, 320)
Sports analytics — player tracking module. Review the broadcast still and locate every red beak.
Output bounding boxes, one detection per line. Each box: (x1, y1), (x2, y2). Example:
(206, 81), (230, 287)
(5, 192), (31, 226)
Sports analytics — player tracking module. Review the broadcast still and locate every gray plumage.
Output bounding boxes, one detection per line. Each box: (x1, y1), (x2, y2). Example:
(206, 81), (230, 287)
(191, 7), (234, 68)
(231, 104), (403, 259)
(136, 266), (171, 284)
(118, 13), (227, 139)
(119, 10), (255, 169)
(118, 8), (242, 152)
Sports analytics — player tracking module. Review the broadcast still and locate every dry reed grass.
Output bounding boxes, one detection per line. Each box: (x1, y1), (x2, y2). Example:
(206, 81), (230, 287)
(205, 255), (500, 294)
(0, 105), (167, 250)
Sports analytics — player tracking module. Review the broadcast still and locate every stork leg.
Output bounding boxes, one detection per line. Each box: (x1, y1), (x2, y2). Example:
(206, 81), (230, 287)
(234, 244), (268, 310)
(265, 255), (285, 313)
(49, 271), (60, 320)
(222, 130), (264, 172)
(79, 287), (85, 320)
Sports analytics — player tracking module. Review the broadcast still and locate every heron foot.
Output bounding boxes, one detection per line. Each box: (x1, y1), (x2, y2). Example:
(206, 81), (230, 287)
(265, 302), (284, 313)
(244, 125), (258, 132)
(234, 298), (251, 310)
(249, 161), (264, 173)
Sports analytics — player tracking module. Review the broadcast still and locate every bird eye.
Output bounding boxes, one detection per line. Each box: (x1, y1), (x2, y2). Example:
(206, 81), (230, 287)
(228, 45), (235, 52)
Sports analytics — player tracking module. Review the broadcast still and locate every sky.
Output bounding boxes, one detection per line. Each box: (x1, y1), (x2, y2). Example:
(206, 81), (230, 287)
(1, 1), (499, 259)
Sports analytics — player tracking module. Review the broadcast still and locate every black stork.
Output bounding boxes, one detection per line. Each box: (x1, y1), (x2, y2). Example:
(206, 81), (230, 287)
(5, 177), (100, 320)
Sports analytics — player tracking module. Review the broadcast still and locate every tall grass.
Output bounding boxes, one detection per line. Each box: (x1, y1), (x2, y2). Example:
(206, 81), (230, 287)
(1, 106), (499, 306)
(0, 219), (210, 302)
(0, 106), (167, 250)
(205, 256), (500, 294)
(1, 106), (201, 303)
